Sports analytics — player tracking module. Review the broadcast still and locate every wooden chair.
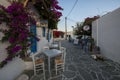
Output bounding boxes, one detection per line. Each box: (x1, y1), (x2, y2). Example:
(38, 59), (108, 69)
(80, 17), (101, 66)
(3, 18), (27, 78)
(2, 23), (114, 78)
(55, 47), (66, 75)
(32, 52), (46, 80)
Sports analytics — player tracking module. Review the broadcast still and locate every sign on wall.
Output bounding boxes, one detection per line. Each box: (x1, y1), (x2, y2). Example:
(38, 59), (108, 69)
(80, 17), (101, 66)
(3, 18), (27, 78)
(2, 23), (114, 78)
(83, 25), (90, 31)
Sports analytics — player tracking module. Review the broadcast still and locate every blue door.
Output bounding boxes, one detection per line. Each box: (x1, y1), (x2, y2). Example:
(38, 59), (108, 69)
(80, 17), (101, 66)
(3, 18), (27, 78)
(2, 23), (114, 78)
(30, 24), (37, 53)
(42, 27), (46, 37)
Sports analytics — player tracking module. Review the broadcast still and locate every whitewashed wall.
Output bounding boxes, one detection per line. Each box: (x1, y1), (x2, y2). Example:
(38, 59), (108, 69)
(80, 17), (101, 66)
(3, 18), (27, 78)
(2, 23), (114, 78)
(0, 57), (26, 80)
(0, 0), (10, 7)
(0, 23), (9, 64)
(0, 0), (10, 63)
(37, 27), (49, 52)
(92, 7), (120, 63)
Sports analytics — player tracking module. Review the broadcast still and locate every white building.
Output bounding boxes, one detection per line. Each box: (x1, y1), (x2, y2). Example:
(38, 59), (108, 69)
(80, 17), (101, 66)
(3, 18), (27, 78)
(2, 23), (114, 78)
(0, 0), (53, 62)
(92, 7), (120, 63)
(0, 1), (53, 79)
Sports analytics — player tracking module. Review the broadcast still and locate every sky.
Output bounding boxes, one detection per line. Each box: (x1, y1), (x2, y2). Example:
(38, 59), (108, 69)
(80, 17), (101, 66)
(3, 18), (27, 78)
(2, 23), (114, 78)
(57, 0), (120, 32)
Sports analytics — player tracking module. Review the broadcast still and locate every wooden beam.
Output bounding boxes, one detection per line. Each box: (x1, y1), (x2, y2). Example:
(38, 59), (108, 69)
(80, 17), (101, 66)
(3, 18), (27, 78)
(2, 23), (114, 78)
(23, 0), (29, 7)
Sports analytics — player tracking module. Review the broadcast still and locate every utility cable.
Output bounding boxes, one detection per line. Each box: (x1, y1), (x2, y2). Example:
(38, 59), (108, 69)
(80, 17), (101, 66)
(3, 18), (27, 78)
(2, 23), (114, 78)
(59, 0), (78, 25)
(66, 0), (78, 17)
(67, 17), (78, 23)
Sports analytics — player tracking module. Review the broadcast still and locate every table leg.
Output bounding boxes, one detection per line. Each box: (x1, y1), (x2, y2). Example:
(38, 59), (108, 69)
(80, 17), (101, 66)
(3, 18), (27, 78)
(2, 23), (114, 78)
(48, 57), (51, 80)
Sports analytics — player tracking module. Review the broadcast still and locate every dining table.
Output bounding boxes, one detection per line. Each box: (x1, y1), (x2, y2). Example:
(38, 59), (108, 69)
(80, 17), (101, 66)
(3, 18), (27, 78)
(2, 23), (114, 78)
(42, 49), (62, 79)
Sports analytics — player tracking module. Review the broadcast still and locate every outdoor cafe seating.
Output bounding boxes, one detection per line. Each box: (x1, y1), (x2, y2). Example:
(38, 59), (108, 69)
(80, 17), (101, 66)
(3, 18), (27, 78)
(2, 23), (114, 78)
(42, 49), (62, 79)
(30, 41), (66, 80)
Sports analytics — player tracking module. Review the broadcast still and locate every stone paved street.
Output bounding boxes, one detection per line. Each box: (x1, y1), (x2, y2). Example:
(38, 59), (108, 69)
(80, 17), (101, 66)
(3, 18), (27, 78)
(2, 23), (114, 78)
(29, 40), (120, 80)
(60, 40), (120, 80)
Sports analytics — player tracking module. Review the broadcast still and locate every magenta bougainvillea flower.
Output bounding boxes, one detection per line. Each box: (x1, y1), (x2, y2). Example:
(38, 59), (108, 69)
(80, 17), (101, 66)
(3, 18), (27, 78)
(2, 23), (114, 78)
(9, 37), (15, 43)
(51, 0), (63, 21)
(11, 45), (22, 54)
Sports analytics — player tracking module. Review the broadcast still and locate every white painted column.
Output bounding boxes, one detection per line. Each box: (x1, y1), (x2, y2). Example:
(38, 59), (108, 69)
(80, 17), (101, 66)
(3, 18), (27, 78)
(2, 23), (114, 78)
(96, 19), (98, 46)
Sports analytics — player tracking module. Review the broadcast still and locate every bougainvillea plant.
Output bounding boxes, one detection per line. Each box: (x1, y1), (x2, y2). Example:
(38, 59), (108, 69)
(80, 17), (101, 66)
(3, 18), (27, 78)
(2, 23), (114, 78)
(0, 1), (39, 68)
(48, 0), (63, 29)
(33, 0), (63, 29)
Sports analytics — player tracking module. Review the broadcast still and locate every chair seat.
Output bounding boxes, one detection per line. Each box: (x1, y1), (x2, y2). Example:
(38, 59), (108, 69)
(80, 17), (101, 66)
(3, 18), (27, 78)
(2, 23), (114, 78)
(55, 59), (63, 64)
(55, 54), (62, 59)
(35, 59), (44, 64)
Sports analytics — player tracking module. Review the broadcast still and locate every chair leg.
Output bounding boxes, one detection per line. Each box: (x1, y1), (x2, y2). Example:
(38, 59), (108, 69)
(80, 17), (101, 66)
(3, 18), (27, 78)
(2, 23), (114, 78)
(34, 66), (36, 75)
(43, 63), (46, 80)
(63, 64), (64, 73)
(55, 64), (57, 75)
(62, 74), (64, 80)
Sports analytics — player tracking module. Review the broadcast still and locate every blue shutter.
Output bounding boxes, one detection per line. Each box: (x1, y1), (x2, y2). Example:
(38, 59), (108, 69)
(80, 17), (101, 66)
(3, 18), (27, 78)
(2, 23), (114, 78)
(50, 32), (51, 39)
(48, 32), (52, 42)
(30, 24), (37, 53)
(42, 27), (46, 37)
(48, 31), (50, 42)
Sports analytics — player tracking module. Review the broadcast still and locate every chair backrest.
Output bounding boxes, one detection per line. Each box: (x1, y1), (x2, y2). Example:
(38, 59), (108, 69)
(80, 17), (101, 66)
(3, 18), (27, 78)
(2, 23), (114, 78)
(60, 47), (66, 62)
(32, 52), (45, 60)
(31, 52), (38, 70)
